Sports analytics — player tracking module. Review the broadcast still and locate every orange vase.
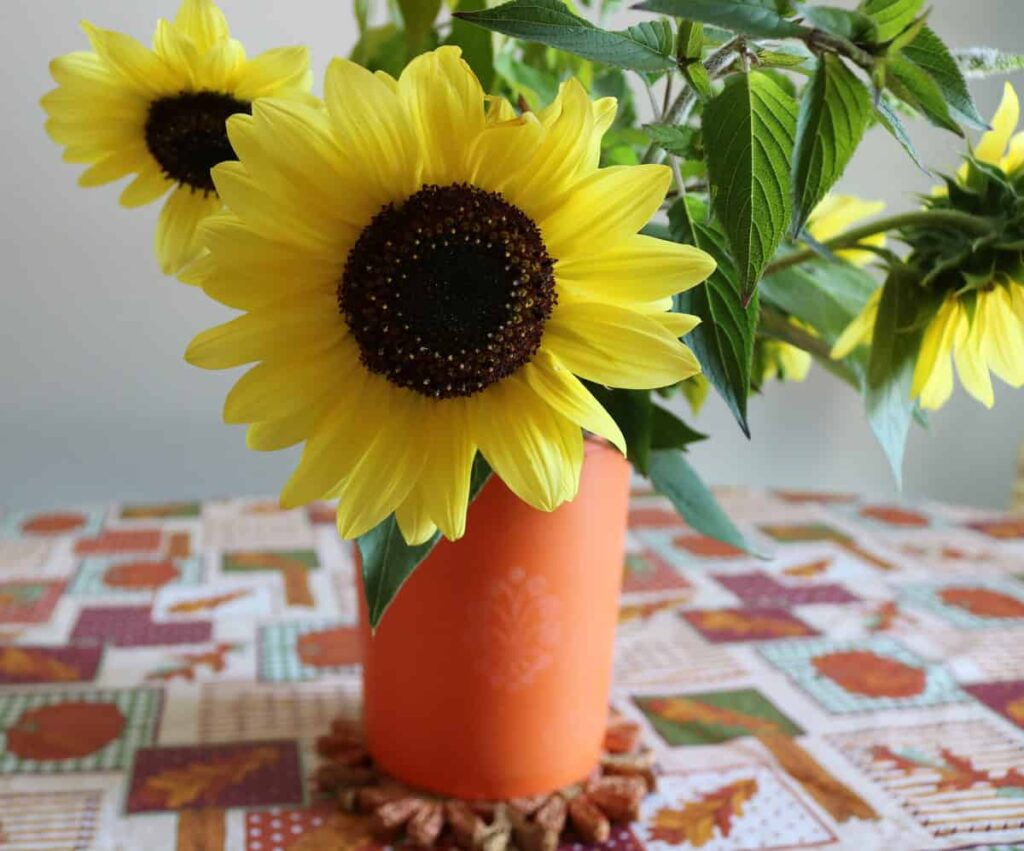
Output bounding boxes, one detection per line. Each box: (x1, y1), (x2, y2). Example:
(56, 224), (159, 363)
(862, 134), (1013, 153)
(358, 441), (630, 799)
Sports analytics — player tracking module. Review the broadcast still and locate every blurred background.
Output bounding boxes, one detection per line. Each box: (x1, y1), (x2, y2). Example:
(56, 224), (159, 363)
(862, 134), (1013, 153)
(2, 0), (1022, 512)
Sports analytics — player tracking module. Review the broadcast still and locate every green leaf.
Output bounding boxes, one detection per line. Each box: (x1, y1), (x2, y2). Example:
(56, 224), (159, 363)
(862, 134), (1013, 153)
(670, 208), (758, 436)
(648, 450), (756, 554)
(865, 272), (925, 486)
(954, 47), (1024, 80)
(399, 0), (443, 49)
(454, 0), (676, 71)
(359, 456), (492, 629)
(651, 404), (708, 450)
(704, 71), (798, 296)
(874, 98), (929, 173)
(902, 27), (987, 129)
(887, 54), (964, 136)
(643, 123), (698, 158)
(589, 388), (654, 474)
(677, 20), (704, 60)
(859, 0), (924, 43)
(447, 0), (495, 91)
(800, 7), (878, 42)
(792, 55), (872, 235)
(634, 0), (807, 39)
(350, 24), (408, 76)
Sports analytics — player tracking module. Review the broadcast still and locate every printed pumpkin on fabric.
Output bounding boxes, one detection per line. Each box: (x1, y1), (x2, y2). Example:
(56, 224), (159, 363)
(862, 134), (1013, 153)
(183, 46), (715, 544)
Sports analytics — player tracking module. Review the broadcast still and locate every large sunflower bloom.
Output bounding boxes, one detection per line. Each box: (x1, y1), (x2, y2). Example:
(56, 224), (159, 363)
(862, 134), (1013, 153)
(42, 0), (313, 275)
(184, 47), (713, 544)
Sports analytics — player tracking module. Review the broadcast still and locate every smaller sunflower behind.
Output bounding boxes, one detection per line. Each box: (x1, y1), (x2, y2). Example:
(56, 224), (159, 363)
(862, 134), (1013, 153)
(42, 0), (313, 275)
(183, 47), (715, 545)
(832, 83), (1024, 410)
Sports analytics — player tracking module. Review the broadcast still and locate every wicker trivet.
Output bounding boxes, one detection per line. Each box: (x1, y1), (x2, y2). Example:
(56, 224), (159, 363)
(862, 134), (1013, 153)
(315, 715), (656, 850)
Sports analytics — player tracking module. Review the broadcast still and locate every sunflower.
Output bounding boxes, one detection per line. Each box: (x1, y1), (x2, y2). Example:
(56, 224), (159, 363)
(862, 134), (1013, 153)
(42, 0), (313, 275)
(183, 47), (713, 544)
(832, 84), (1024, 407)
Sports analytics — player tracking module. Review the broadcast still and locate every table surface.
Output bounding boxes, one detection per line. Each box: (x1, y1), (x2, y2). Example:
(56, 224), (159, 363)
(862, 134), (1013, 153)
(1, 487), (1023, 850)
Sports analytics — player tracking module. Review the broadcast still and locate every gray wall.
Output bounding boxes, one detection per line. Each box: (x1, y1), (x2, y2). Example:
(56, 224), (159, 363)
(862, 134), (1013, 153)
(1, 1), (1022, 512)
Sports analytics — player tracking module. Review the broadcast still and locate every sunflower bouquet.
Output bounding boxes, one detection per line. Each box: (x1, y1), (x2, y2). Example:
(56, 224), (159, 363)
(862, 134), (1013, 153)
(44, 0), (1024, 627)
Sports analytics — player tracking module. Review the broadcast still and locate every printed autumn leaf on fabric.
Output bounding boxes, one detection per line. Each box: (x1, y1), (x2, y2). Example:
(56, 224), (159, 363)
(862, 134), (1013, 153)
(871, 746), (1024, 793)
(103, 560), (180, 589)
(137, 746), (280, 809)
(223, 551), (318, 606)
(648, 779), (757, 846)
(620, 596), (690, 623)
(644, 697), (783, 736)
(1007, 696), (1024, 725)
(146, 644), (238, 682)
(169, 590), (251, 614)
(939, 587), (1024, 618)
(782, 558), (831, 578)
(0, 647), (80, 682)
(687, 610), (812, 638)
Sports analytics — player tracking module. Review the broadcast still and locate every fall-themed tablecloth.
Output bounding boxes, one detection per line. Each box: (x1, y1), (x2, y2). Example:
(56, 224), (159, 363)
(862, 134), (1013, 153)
(1, 486), (1024, 850)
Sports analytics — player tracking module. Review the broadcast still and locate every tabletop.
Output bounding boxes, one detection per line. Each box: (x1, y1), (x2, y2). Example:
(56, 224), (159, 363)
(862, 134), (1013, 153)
(1, 486), (1023, 850)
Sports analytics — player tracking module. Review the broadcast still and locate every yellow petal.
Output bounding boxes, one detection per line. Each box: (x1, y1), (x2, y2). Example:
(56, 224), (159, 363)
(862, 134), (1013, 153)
(467, 115), (545, 196)
(156, 186), (222, 275)
(976, 81), (1020, 166)
(211, 161), (341, 251)
(174, 0), (230, 52)
(544, 302), (701, 389)
(913, 298), (960, 410)
(194, 38), (247, 91)
(656, 312), (702, 338)
(81, 21), (178, 96)
(778, 343), (812, 382)
(953, 303), (995, 407)
(235, 47), (312, 100)
(395, 496), (438, 547)
(807, 195), (886, 242)
(152, 19), (199, 84)
(485, 95), (517, 123)
(522, 350), (625, 454)
(1002, 132), (1024, 175)
(397, 45), (485, 184)
(414, 401), (477, 540)
(541, 165), (671, 259)
(49, 51), (115, 87)
(185, 294), (345, 369)
(982, 286), (1024, 386)
(332, 392), (427, 539)
(471, 377), (582, 513)
(323, 57), (421, 205)
(77, 146), (151, 187)
(185, 214), (344, 309)
(246, 403), (329, 452)
(556, 234), (715, 306)
(119, 168), (174, 208)
(831, 289), (881, 359)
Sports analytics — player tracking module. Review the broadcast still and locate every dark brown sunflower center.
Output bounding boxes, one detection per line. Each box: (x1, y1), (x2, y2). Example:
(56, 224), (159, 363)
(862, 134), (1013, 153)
(144, 91), (251, 194)
(339, 183), (557, 399)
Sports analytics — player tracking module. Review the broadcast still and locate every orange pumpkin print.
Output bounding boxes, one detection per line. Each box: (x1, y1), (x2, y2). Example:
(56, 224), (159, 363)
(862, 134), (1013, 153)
(5, 702), (124, 760)
(674, 535), (745, 558)
(21, 512), (87, 535)
(812, 651), (926, 698)
(297, 628), (361, 668)
(939, 587), (1024, 618)
(103, 560), (180, 589)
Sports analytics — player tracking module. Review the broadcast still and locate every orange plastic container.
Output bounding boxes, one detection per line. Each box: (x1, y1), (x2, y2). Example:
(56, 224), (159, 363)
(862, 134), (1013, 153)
(358, 441), (631, 799)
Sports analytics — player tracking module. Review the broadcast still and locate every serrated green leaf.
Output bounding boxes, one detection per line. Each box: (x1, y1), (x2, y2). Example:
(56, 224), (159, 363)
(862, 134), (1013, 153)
(677, 20), (704, 60)
(874, 98), (929, 173)
(954, 47), (1024, 80)
(359, 457), (492, 628)
(634, 0), (807, 38)
(685, 62), (713, 98)
(454, 0), (676, 71)
(865, 272), (924, 486)
(860, 0), (924, 43)
(644, 123), (698, 158)
(800, 7), (878, 42)
(670, 207), (758, 436)
(902, 27), (986, 129)
(887, 54), (964, 136)
(792, 55), (872, 234)
(649, 450), (756, 554)
(651, 404), (708, 450)
(704, 71), (798, 296)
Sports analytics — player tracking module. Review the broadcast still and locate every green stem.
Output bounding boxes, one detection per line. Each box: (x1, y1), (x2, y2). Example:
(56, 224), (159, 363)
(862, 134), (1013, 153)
(759, 306), (832, 361)
(763, 209), (995, 277)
